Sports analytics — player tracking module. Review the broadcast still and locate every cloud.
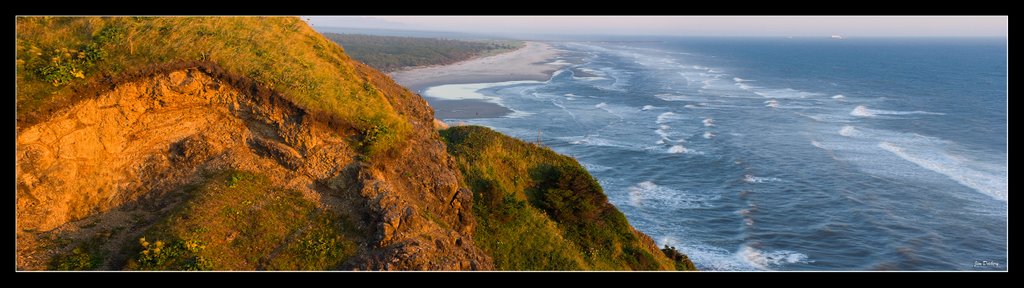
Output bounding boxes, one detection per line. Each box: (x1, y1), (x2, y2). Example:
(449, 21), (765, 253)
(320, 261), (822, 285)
(305, 16), (410, 30)
(305, 16), (1008, 37)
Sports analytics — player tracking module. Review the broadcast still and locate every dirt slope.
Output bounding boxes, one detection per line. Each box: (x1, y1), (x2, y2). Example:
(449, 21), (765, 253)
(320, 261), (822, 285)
(16, 63), (491, 270)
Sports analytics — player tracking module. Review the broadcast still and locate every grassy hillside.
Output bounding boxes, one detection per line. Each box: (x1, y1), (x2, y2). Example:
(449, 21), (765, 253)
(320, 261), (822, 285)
(16, 16), (408, 156)
(49, 171), (361, 271)
(124, 171), (360, 270)
(325, 33), (522, 72)
(17, 16), (695, 271)
(441, 126), (695, 270)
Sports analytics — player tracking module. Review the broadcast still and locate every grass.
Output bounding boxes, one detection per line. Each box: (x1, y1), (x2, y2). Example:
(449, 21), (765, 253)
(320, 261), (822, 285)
(15, 16), (409, 156)
(49, 239), (104, 270)
(124, 171), (360, 270)
(471, 189), (589, 270)
(18, 17), (693, 271)
(441, 126), (689, 270)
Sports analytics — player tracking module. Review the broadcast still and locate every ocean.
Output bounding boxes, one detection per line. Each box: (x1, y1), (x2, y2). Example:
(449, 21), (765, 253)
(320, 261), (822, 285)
(423, 37), (1007, 270)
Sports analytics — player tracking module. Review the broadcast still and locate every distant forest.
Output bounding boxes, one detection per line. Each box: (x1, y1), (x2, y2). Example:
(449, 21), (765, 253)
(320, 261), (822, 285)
(324, 33), (523, 72)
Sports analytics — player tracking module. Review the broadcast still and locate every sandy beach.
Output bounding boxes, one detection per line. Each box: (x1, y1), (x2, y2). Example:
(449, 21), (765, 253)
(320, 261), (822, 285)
(388, 41), (565, 119)
(391, 41), (564, 93)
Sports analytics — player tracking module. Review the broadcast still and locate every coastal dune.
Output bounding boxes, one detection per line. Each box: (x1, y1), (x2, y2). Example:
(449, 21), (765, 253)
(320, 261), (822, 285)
(391, 41), (564, 93)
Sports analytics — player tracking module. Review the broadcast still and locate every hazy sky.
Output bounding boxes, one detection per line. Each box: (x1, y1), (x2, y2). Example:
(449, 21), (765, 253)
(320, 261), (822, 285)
(306, 16), (1007, 37)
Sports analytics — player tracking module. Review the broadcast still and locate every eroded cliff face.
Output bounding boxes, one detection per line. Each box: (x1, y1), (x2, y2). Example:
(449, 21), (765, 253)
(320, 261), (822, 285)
(15, 66), (492, 270)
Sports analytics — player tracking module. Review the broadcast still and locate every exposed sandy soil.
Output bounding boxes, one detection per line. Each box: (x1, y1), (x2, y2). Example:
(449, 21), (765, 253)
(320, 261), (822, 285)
(16, 65), (493, 270)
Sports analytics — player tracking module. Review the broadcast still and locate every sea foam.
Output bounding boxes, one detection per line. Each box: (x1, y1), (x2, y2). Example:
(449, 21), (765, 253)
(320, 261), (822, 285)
(878, 142), (1007, 202)
(628, 181), (717, 208)
(850, 105), (945, 117)
(656, 112), (680, 124)
(743, 174), (782, 183)
(839, 125), (860, 137)
(753, 88), (823, 99)
(668, 145), (689, 154)
(739, 245), (812, 270)
(655, 93), (697, 102)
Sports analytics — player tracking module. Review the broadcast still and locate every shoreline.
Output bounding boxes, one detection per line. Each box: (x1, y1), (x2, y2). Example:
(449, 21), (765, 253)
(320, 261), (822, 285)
(390, 41), (565, 119)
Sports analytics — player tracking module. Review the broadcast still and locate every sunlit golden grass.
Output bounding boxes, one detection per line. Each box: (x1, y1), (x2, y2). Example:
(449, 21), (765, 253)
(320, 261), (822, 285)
(125, 171), (359, 270)
(16, 16), (409, 155)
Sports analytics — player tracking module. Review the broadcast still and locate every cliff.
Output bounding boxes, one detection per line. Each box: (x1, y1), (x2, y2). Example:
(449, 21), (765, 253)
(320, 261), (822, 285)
(15, 16), (692, 271)
(441, 126), (694, 270)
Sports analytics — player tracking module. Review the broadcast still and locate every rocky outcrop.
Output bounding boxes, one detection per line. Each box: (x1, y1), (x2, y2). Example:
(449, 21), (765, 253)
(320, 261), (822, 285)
(15, 65), (492, 270)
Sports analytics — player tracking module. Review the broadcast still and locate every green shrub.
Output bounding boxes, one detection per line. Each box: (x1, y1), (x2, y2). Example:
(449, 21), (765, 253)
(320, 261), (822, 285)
(93, 25), (126, 45)
(531, 164), (604, 224)
(441, 125), (686, 270)
(358, 115), (399, 157)
(662, 245), (697, 271)
(25, 24), (116, 87)
(227, 172), (246, 188)
(50, 246), (102, 271)
(133, 238), (211, 271)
